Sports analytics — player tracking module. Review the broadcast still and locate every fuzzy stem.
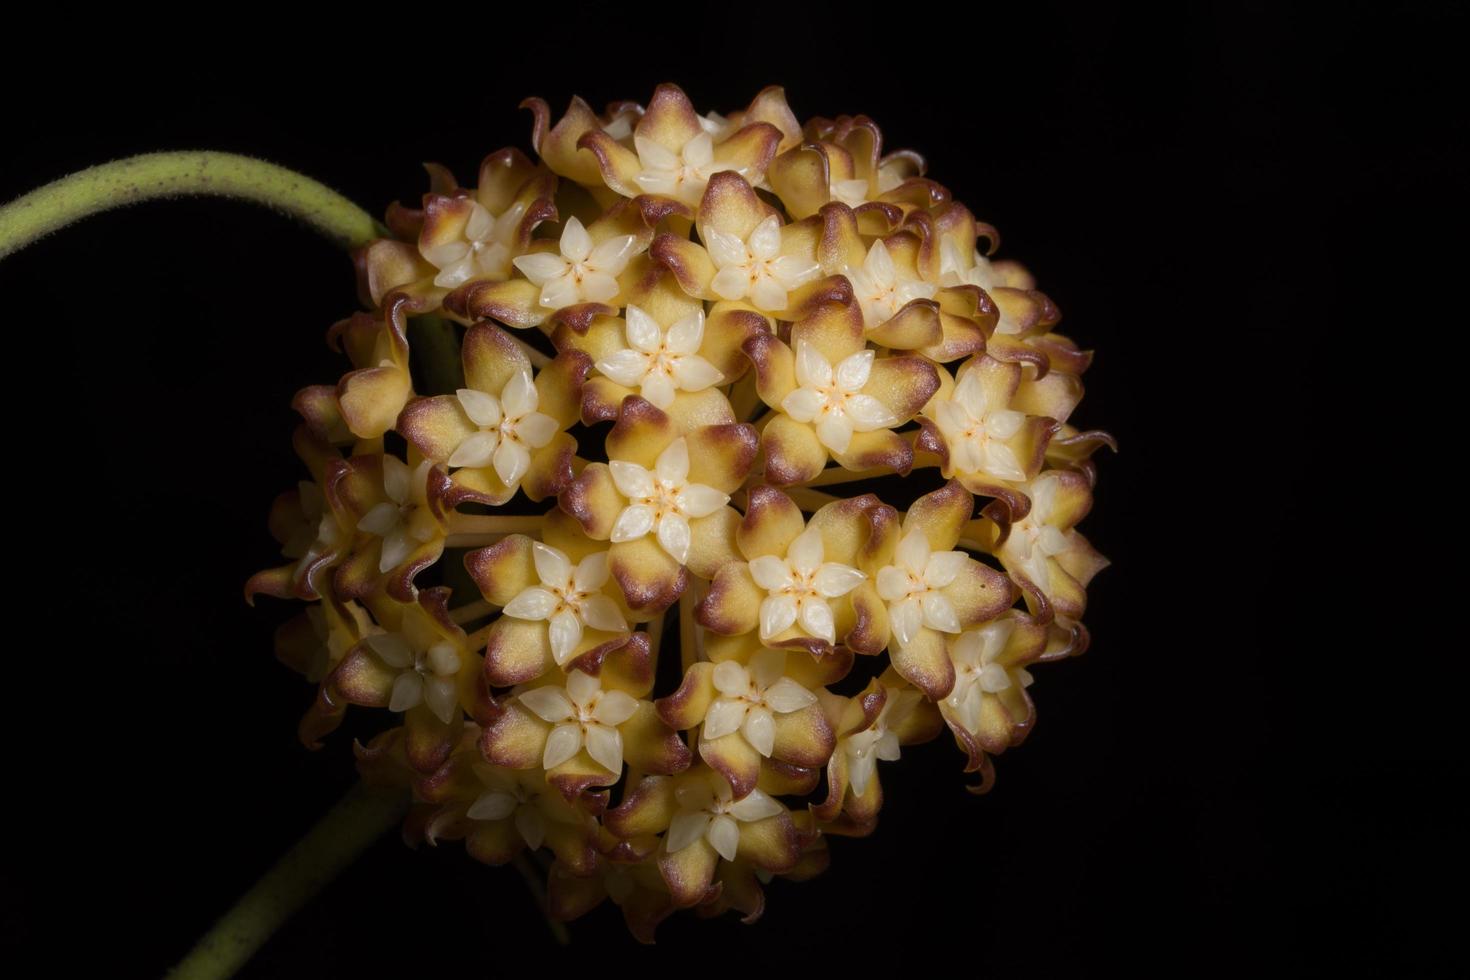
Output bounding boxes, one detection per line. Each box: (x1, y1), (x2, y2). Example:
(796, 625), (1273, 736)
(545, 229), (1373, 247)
(167, 782), (408, 980)
(0, 151), (383, 258)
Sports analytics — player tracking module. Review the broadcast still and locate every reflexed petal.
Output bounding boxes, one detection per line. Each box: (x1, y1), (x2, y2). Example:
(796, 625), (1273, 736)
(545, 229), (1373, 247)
(843, 394), (896, 430)
(712, 660), (749, 695)
(670, 355), (723, 391)
(640, 371), (676, 409)
(763, 677), (816, 713)
(574, 552), (611, 591)
(703, 698), (747, 740)
(704, 227), (748, 268)
(678, 484), (728, 519)
(589, 234), (638, 275)
(750, 277), (788, 312)
(711, 266), (751, 301)
(584, 723), (624, 774)
(794, 340), (832, 388)
(656, 438), (690, 483)
(799, 599), (835, 643)
(780, 387), (824, 423)
(560, 216), (593, 263)
(624, 305), (664, 354)
(707, 814), (740, 863)
(502, 369), (538, 418)
(787, 528), (824, 575)
(609, 460), (656, 500)
(726, 787), (784, 822)
(665, 310), (706, 355)
(921, 593), (961, 633)
(835, 350), (875, 391)
(924, 551), (969, 588)
(449, 430), (500, 469)
(656, 514), (693, 564)
(742, 707), (776, 756)
(518, 685), (576, 722)
(378, 529), (416, 573)
(467, 791), (518, 821)
(512, 252), (570, 285)
(813, 563), (865, 598)
(548, 609), (583, 665)
(580, 272), (621, 305)
(389, 671), (424, 713)
(539, 275), (581, 310)
(876, 566), (912, 602)
(815, 414), (854, 454)
(890, 597), (923, 646)
(666, 812), (712, 854)
(456, 388), (502, 428)
(596, 349), (652, 387)
(749, 555), (795, 591)
(579, 594), (626, 633)
(897, 529), (930, 574)
(356, 501), (400, 536)
(503, 587), (558, 621)
(532, 542), (572, 586)
(542, 723), (583, 769)
(593, 689), (639, 726)
(759, 595), (799, 639)
(365, 633), (413, 669)
(611, 504), (657, 542)
(493, 439), (532, 488)
(424, 676), (459, 723)
(514, 412), (559, 449)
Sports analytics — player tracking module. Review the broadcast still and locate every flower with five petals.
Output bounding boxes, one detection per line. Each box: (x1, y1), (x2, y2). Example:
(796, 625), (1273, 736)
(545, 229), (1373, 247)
(502, 543), (628, 669)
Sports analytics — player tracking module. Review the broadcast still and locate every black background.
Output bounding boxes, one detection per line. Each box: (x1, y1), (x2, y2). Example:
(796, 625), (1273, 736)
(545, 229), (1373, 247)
(2, 4), (1446, 975)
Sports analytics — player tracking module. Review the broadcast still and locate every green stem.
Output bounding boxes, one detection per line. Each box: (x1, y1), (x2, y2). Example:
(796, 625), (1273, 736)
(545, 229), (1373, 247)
(0, 151), (383, 258)
(167, 782), (408, 980)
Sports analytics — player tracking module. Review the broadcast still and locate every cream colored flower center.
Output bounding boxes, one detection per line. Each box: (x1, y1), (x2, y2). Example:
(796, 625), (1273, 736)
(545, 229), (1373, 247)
(748, 527), (865, 645)
(781, 341), (896, 455)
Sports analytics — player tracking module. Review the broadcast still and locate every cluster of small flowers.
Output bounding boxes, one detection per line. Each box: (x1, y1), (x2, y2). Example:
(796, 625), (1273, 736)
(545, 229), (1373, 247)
(248, 83), (1114, 940)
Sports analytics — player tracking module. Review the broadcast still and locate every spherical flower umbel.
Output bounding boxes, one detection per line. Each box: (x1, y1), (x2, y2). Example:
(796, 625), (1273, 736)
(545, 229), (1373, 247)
(249, 80), (1115, 944)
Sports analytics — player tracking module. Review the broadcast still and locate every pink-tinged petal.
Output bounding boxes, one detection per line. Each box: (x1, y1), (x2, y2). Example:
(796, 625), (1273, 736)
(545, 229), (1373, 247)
(741, 331), (796, 407)
(918, 310), (989, 364)
(464, 534), (536, 606)
(790, 295), (865, 365)
(736, 812), (802, 874)
(845, 580), (890, 655)
(610, 538), (687, 616)
(683, 423), (759, 495)
(686, 508), (742, 580)
(522, 95), (606, 186)
(649, 233), (716, 299)
(338, 363), (411, 441)
(696, 563), (762, 636)
(535, 350), (592, 429)
(806, 493), (883, 567)
(944, 558), (1019, 627)
(699, 732), (762, 800)
(479, 700), (549, 769)
(405, 703), (460, 773)
(577, 129), (643, 198)
(656, 661), (717, 731)
(761, 414), (828, 487)
(892, 628), (956, 700)
(696, 171), (773, 242)
(621, 702), (693, 776)
(393, 397), (475, 468)
(520, 432), (577, 502)
(607, 774), (678, 839)
(737, 485), (805, 559)
(832, 429), (914, 475)
(862, 355), (941, 420)
(443, 277), (547, 330)
(658, 836), (719, 909)
(702, 304), (769, 381)
(771, 703), (836, 768)
(637, 83), (704, 151)
(906, 480), (974, 552)
(482, 617), (553, 688)
(869, 299), (943, 350)
(560, 463), (622, 539)
(663, 389), (735, 432)
(766, 142), (832, 219)
(605, 396), (678, 468)
(711, 122), (782, 186)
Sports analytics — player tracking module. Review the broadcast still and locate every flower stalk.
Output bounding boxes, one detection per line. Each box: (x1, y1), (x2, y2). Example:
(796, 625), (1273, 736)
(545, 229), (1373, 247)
(0, 151), (382, 257)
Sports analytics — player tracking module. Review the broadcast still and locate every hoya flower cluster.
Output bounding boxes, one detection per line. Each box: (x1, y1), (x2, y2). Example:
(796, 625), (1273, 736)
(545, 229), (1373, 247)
(249, 83), (1114, 940)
